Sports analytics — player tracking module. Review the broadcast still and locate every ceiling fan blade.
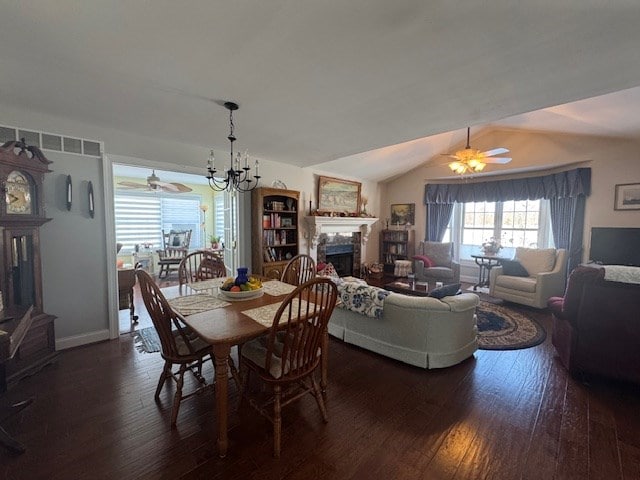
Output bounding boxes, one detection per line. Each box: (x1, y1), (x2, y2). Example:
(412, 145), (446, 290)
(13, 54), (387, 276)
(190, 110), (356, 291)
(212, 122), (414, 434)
(168, 182), (193, 193)
(151, 180), (193, 193)
(484, 157), (512, 164)
(481, 147), (509, 157)
(441, 153), (460, 159)
(118, 181), (149, 189)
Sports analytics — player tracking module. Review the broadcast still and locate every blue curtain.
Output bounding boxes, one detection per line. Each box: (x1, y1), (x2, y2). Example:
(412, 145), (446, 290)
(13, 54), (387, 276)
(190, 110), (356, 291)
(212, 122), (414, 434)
(549, 196), (586, 274)
(426, 203), (454, 241)
(423, 168), (591, 275)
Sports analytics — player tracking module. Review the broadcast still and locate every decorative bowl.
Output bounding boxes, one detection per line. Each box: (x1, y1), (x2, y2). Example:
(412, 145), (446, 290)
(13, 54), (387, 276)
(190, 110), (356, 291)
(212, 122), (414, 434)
(218, 286), (264, 300)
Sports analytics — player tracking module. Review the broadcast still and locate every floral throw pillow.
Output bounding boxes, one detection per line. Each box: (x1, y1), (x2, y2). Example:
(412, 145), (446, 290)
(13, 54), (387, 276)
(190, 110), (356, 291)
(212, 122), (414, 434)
(337, 282), (390, 318)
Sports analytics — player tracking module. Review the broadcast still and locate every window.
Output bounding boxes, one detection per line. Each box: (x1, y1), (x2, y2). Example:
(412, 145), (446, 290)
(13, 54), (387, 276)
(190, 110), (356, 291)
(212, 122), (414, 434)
(114, 191), (203, 251)
(451, 199), (553, 260)
(213, 193), (225, 240)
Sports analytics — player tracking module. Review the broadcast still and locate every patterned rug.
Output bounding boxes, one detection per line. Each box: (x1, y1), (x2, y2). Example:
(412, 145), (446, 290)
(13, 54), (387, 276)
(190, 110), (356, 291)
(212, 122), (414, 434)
(133, 327), (161, 353)
(476, 301), (546, 350)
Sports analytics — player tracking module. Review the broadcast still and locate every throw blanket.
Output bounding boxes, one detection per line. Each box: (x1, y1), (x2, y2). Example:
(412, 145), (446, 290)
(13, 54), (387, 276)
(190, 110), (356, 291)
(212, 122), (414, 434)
(603, 265), (640, 285)
(337, 281), (390, 318)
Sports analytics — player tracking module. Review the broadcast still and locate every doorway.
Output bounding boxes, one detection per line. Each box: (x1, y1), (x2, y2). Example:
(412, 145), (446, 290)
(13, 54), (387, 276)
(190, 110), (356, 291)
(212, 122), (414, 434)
(111, 163), (237, 334)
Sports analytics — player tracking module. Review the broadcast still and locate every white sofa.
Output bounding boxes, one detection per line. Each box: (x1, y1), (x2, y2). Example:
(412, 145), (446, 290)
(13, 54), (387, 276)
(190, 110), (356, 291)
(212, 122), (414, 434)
(489, 247), (567, 309)
(328, 289), (479, 369)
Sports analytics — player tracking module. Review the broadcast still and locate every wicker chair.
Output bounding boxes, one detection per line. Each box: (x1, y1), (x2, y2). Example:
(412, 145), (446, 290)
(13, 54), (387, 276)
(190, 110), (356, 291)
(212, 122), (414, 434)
(240, 277), (338, 457)
(280, 254), (316, 286)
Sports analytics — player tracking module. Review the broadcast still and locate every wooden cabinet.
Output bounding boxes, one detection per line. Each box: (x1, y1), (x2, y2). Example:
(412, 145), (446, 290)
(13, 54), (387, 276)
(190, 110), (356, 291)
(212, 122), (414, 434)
(0, 141), (56, 391)
(380, 229), (414, 273)
(252, 188), (300, 279)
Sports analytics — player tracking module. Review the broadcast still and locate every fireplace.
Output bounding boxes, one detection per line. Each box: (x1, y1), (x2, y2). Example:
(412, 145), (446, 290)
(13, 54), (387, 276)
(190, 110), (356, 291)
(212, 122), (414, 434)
(325, 243), (354, 277)
(304, 216), (379, 278)
(317, 233), (360, 277)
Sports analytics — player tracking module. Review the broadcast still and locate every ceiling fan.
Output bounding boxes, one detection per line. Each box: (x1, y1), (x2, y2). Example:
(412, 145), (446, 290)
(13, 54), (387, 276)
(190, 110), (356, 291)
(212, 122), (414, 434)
(443, 127), (511, 174)
(117, 170), (193, 193)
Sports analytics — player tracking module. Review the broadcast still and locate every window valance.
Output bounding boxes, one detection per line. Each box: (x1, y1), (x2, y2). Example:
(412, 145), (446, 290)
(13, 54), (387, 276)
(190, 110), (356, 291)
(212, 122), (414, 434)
(424, 168), (591, 204)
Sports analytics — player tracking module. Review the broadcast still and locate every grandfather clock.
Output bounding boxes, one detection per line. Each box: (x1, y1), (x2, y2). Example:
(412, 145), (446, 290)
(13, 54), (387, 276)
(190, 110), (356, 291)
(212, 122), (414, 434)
(0, 140), (56, 391)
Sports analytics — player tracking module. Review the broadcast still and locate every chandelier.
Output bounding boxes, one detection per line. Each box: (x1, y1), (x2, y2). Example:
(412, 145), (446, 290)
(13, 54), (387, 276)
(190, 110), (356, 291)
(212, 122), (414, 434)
(206, 101), (261, 192)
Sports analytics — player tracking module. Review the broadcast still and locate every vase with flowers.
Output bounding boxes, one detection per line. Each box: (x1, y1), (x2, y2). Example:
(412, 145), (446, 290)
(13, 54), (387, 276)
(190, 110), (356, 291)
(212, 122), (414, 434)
(481, 237), (502, 256)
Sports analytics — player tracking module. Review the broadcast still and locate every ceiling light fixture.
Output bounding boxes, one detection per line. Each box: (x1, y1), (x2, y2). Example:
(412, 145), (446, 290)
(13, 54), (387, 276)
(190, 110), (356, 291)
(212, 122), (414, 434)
(445, 127), (511, 175)
(448, 128), (487, 174)
(206, 101), (260, 192)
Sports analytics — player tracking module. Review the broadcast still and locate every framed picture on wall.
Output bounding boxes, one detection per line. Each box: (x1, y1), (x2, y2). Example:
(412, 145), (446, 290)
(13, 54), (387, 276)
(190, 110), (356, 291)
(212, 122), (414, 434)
(614, 183), (640, 210)
(317, 176), (361, 215)
(390, 203), (415, 226)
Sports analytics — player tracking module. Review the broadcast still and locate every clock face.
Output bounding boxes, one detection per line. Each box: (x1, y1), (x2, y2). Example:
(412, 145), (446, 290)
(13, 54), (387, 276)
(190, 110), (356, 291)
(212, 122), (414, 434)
(6, 170), (33, 214)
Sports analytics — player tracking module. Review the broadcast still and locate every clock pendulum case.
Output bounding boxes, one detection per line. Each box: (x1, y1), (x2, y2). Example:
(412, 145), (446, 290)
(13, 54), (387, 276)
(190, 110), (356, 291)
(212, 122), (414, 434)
(0, 140), (57, 391)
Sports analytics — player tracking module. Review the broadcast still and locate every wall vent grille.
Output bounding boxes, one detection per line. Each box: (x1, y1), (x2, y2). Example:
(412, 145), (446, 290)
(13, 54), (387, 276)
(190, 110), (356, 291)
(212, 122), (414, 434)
(0, 124), (103, 157)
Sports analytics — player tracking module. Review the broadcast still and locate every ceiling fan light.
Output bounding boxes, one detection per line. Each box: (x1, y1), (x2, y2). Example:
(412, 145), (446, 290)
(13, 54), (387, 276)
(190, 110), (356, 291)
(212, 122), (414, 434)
(474, 162), (486, 172)
(449, 161), (462, 172)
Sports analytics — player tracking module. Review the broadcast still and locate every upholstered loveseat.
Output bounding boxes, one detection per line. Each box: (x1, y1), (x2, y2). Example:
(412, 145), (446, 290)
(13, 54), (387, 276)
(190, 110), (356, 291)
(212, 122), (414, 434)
(489, 247), (567, 308)
(548, 265), (640, 384)
(328, 282), (479, 369)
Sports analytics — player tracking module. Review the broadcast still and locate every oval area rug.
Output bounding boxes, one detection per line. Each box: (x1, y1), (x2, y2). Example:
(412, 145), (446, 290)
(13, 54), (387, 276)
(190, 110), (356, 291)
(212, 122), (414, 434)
(476, 302), (546, 350)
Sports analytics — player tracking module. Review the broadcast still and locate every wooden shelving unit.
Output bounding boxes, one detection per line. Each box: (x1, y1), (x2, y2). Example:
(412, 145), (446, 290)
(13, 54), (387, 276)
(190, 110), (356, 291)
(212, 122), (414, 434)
(380, 229), (414, 273)
(251, 187), (300, 279)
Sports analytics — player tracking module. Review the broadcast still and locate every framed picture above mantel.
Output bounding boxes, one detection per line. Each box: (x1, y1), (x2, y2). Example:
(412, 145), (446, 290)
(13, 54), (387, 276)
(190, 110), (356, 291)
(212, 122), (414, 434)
(317, 175), (361, 215)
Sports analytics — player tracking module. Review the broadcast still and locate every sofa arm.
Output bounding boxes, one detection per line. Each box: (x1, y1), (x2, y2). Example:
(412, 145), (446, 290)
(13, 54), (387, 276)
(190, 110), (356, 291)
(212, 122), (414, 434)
(534, 270), (567, 306)
(489, 266), (502, 286)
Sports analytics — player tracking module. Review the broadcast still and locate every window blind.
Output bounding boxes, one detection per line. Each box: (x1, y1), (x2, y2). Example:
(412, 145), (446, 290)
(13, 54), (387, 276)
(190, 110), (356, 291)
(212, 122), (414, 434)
(114, 191), (203, 251)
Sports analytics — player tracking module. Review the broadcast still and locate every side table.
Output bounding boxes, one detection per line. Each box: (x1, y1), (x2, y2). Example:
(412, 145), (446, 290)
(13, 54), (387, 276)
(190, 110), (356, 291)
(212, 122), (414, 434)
(471, 255), (504, 290)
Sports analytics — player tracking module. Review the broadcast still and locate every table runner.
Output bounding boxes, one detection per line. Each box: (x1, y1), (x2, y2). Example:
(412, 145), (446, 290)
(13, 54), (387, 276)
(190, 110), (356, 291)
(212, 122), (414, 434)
(168, 294), (230, 316)
(241, 299), (314, 327)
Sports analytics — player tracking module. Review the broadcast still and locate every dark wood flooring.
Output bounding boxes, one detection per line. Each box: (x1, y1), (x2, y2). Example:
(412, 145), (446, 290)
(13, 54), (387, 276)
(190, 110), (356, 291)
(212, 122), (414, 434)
(5, 292), (640, 479)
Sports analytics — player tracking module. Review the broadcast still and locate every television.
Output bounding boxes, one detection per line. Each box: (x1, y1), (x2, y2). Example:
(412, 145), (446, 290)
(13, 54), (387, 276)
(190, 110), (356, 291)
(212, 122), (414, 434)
(589, 227), (640, 266)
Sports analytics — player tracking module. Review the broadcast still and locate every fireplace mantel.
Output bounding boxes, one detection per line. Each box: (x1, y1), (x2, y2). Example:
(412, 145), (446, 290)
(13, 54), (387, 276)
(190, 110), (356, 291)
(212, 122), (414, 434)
(304, 216), (379, 247)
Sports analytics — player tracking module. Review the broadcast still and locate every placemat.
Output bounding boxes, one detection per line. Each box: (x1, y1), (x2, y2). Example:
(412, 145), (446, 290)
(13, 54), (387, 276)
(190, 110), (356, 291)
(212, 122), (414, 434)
(241, 299), (314, 327)
(168, 294), (230, 316)
(262, 280), (297, 296)
(188, 278), (227, 292)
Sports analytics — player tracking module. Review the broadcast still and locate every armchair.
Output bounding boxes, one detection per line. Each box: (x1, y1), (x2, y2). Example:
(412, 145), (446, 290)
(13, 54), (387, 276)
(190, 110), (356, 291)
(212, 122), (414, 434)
(548, 265), (640, 384)
(489, 247), (567, 308)
(412, 241), (460, 285)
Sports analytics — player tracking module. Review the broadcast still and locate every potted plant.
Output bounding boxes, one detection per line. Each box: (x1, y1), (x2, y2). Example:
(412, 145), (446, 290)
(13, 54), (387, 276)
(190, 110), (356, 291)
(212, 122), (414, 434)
(209, 235), (222, 250)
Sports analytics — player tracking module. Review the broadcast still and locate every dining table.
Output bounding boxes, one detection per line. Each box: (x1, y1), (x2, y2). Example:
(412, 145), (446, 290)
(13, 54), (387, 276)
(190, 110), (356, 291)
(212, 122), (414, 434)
(162, 278), (330, 458)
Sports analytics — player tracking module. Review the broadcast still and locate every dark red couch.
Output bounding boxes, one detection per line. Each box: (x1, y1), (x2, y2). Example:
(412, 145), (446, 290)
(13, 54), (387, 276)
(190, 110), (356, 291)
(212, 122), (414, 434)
(548, 265), (640, 384)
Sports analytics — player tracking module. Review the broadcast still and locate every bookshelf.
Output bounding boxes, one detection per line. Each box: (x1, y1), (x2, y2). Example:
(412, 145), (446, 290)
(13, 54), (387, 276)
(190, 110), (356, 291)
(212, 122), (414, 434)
(380, 229), (414, 273)
(251, 187), (300, 279)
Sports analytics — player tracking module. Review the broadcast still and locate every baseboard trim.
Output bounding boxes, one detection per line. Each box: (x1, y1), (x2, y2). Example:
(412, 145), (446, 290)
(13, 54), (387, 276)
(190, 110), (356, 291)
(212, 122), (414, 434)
(56, 329), (111, 350)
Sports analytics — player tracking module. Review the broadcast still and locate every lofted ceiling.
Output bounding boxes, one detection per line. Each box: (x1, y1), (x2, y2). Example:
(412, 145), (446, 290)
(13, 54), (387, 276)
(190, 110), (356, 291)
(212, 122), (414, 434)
(1, 1), (640, 182)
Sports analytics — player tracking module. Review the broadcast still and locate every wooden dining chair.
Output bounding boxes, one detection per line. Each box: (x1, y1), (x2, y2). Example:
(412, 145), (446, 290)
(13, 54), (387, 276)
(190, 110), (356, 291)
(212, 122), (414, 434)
(178, 250), (226, 294)
(240, 277), (338, 457)
(136, 269), (216, 427)
(280, 254), (316, 286)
